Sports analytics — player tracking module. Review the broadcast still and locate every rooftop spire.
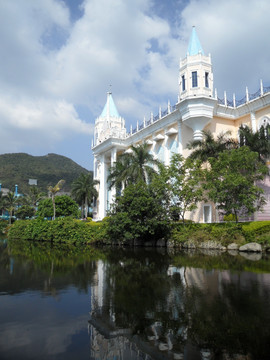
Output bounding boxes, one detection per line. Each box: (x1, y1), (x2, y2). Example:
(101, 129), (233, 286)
(187, 26), (204, 56)
(100, 92), (120, 118)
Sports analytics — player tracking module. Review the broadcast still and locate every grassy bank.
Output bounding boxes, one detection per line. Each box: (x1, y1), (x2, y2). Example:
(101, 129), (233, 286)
(171, 221), (270, 248)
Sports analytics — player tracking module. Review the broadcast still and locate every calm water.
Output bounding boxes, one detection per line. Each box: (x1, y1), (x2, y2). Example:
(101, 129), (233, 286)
(1, 239), (270, 360)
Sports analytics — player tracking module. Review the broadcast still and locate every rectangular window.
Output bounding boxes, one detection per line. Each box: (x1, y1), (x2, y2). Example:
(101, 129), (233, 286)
(182, 75), (185, 91)
(192, 71), (198, 87)
(205, 72), (209, 88)
(203, 205), (212, 223)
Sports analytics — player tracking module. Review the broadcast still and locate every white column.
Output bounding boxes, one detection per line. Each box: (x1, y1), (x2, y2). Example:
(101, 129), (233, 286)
(251, 112), (257, 133)
(177, 120), (183, 154)
(110, 148), (117, 202)
(193, 130), (203, 141)
(99, 155), (106, 219)
(164, 134), (170, 166)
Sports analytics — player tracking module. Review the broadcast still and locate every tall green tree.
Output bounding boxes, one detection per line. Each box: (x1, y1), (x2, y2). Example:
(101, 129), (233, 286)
(203, 146), (268, 222)
(108, 143), (160, 189)
(187, 130), (237, 162)
(107, 181), (170, 244)
(71, 173), (98, 218)
(167, 154), (204, 223)
(239, 124), (270, 163)
(48, 180), (65, 220)
(37, 195), (79, 219)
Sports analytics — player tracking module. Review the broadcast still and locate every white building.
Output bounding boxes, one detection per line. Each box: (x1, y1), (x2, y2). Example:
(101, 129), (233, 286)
(92, 27), (270, 222)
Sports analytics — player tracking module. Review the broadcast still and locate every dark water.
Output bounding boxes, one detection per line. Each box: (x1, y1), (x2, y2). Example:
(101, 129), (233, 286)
(1, 239), (270, 360)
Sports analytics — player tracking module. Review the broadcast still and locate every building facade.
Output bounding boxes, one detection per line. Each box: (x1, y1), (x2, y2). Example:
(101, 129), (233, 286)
(92, 27), (270, 222)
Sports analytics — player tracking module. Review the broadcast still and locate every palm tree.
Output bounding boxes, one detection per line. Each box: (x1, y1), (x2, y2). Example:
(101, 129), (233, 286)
(239, 124), (270, 163)
(27, 186), (46, 208)
(48, 180), (65, 220)
(108, 143), (160, 189)
(187, 130), (237, 161)
(3, 192), (18, 224)
(71, 173), (98, 218)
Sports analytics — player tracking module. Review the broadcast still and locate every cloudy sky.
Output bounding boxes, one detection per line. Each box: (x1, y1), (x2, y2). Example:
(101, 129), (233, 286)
(0, 0), (269, 170)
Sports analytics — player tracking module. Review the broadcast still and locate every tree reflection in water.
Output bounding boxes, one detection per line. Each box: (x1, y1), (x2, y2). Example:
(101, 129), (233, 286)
(90, 249), (270, 360)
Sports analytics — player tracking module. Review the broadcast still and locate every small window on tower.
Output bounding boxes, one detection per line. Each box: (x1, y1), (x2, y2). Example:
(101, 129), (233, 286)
(205, 72), (209, 88)
(192, 71), (198, 87)
(182, 75), (185, 91)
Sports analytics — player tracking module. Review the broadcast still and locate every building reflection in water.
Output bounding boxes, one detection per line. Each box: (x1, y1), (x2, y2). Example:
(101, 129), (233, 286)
(88, 254), (270, 360)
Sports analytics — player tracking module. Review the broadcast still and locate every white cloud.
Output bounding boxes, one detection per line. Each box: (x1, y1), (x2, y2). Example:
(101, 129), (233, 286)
(0, 0), (269, 168)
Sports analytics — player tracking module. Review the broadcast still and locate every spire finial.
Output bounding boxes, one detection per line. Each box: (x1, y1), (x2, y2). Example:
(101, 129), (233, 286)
(187, 27), (204, 56)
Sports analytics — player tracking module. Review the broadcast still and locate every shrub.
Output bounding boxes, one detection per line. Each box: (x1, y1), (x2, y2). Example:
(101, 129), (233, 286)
(223, 214), (237, 222)
(242, 221), (270, 242)
(8, 217), (103, 244)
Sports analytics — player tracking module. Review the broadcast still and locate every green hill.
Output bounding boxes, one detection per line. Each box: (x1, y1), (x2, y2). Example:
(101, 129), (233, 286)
(0, 153), (91, 194)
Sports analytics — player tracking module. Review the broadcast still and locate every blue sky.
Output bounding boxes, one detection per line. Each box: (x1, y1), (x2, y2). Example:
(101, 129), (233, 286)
(0, 0), (269, 170)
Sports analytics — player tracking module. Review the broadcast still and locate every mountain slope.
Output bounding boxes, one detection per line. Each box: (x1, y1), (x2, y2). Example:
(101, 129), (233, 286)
(0, 153), (91, 194)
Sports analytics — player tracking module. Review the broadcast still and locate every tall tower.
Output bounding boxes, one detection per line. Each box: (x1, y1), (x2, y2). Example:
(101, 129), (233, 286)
(179, 27), (216, 140)
(94, 92), (126, 146)
(92, 92), (127, 220)
(179, 26), (213, 99)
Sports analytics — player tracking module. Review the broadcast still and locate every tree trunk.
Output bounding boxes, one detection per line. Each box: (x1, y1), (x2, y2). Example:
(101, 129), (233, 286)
(84, 195), (88, 219)
(52, 195), (56, 220)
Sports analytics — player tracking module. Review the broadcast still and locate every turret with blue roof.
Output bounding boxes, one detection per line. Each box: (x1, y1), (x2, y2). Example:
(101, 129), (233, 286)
(93, 91), (126, 146)
(187, 26), (204, 56)
(101, 92), (120, 119)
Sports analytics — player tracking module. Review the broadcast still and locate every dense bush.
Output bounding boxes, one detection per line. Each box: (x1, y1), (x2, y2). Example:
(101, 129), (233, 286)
(242, 221), (270, 245)
(107, 181), (170, 244)
(171, 222), (246, 246)
(8, 217), (106, 244)
(0, 220), (8, 234)
(36, 195), (80, 219)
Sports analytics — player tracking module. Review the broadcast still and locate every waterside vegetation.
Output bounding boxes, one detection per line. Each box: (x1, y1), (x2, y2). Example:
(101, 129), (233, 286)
(3, 125), (270, 249)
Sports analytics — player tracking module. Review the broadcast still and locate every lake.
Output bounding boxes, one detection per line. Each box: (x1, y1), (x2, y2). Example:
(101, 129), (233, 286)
(0, 239), (270, 360)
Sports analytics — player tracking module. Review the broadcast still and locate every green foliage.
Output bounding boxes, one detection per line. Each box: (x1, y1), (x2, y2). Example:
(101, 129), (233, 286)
(171, 222), (245, 246)
(187, 130), (237, 162)
(36, 195), (80, 218)
(108, 143), (160, 188)
(167, 154), (204, 222)
(15, 205), (35, 219)
(0, 220), (8, 233)
(0, 152), (91, 193)
(107, 181), (170, 244)
(239, 124), (270, 163)
(204, 146), (268, 221)
(8, 217), (104, 244)
(223, 214), (237, 222)
(242, 221), (270, 243)
(71, 173), (98, 218)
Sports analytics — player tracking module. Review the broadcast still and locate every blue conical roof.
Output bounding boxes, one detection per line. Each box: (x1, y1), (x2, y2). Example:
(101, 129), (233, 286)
(187, 27), (204, 56)
(100, 92), (120, 118)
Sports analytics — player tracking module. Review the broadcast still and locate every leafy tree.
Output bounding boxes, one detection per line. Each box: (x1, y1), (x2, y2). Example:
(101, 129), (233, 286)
(37, 195), (79, 219)
(108, 143), (160, 189)
(239, 124), (270, 163)
(167, 154), (204, 223)
(3, 192), (18, 224)
(187, 130), (237, 162)
(15, 205), (35, 219)
(203, 146), (268, 222)
(107, 181), (170, 244)
(48, 180), (65, 220)
(71, 173), (98, 218)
